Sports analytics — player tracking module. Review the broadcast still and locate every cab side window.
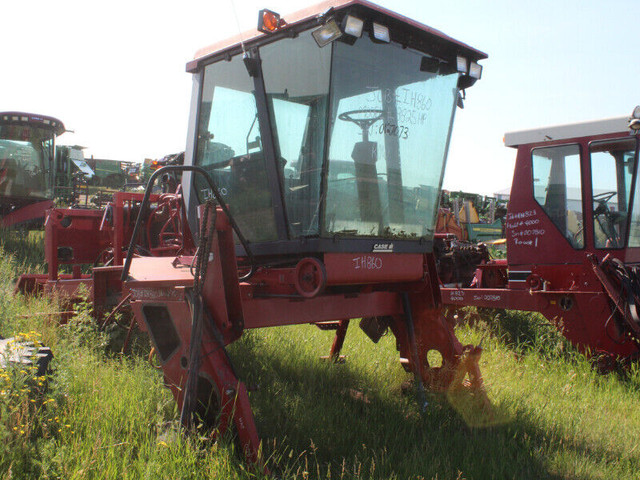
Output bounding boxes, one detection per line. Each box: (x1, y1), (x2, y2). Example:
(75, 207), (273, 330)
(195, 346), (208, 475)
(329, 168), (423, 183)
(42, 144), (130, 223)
(590, 138), (636, 249)
(531, 144), (583, 248)
(195, 55), (278, 243)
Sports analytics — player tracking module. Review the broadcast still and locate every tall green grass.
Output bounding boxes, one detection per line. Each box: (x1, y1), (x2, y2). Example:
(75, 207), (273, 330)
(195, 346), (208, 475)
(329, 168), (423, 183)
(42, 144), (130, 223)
(0, 229), (45, 272)
(0, 230), (638, 479)
(231, 322), (640, 479)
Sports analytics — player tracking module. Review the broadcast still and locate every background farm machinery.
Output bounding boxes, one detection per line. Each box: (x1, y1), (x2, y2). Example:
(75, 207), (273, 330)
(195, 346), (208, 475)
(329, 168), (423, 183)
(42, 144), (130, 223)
(55, 146), (145, 205)
(16, 0), (489, 464)
(0, 112), (66, 227)
(433, 191), (506, 288)
(440, 109), (640, 366)
(0, 112), (146, 226)
(16, 189), (192, 314)
(436, 190), (507, 243)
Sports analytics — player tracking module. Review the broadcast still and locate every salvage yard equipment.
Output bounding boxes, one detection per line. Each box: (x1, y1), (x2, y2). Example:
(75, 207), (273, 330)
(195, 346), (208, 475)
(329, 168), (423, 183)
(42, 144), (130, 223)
(16, 189), (193, 320)
(85, 157), (140, 188)
(0, 113), (136, 223)
(436, 191), (506, 243)
(0, 112), (65, 227)
(18, 0), (487, 464)
(440, 108), (640, 365)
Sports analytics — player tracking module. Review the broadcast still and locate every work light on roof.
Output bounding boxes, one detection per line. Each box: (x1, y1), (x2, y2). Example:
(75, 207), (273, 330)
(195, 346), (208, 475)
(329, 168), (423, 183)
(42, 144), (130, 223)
(630, 105), (640, 131)
(456, 56), (468, 74)
(372, 22), (390, 43)
(469, 61), (483, 80)
(312, 19), (342, 47)
(342, 15), (364, 37)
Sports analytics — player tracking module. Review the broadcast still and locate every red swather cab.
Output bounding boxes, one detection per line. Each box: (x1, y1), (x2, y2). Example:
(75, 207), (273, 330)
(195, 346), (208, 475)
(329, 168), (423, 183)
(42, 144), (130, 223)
(117, 0), (488, 464)
(442, 111), (640, 363)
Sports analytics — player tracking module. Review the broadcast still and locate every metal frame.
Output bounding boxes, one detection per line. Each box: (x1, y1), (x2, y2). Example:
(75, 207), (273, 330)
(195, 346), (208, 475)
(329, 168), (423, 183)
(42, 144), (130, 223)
(247, 47), (290, 239)
(123, 205), (483, 465)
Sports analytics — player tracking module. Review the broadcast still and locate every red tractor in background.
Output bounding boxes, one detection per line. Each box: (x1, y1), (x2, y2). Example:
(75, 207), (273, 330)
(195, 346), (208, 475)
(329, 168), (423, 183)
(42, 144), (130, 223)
(440, 108), (640, 365)
(18, 0), (488, 464)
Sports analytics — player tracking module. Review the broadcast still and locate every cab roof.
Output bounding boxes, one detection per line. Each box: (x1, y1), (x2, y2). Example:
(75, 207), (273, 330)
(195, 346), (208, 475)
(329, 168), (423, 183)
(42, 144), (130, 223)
(187, 0), (487, 72)
(0, 111), (65, 136)
(504, 116), (632, 148)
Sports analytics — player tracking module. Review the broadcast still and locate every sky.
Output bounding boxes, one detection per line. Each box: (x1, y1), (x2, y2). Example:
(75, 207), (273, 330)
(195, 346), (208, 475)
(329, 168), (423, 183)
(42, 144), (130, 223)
(2, 0), (639, 196)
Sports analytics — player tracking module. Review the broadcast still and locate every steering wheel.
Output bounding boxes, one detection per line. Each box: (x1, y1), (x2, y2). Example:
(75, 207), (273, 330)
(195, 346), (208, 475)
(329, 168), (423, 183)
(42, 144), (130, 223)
(592, 191), (625, 248)
(338, 109), (384, 133)
(23, 164), (40, 177)
(593, 191), (617, 216)
(593, 191), (617, 204)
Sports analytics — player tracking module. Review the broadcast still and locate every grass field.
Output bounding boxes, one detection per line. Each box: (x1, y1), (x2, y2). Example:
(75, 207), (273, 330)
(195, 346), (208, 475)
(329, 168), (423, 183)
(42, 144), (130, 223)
(0, 230), (639, 479)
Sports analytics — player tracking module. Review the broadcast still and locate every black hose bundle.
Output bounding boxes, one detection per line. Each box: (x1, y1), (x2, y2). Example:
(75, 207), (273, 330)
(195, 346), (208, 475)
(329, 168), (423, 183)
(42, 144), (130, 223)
(180, 200), (217, 429)
(600, 257), (640, 347)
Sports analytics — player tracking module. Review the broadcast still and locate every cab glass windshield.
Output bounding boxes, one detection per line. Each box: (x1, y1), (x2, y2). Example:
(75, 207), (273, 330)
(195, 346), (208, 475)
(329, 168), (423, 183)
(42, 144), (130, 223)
(324, 36), (459, 239)
(193, 25), (462, 245)
(0, 124), (54, 200)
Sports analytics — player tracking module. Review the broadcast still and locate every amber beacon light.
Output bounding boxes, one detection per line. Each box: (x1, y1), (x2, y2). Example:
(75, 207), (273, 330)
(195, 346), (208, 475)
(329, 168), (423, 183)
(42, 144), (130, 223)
(257, 9), (287, 33)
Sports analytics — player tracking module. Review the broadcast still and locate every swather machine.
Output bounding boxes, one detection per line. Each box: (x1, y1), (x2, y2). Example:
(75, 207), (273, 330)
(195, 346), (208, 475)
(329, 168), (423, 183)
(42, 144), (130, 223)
(22, 0), (488, 462)
(0, 112), (65, 226)
(441, 109), (640, 365)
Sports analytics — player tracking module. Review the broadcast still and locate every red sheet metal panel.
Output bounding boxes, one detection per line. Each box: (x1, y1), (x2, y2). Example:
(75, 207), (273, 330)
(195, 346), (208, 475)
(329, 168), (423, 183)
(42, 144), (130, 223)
(324, 253), (424, 285)
(0, 199), (53, 227)
(126, 256), (194, 286)
(241, 290), (402, 329)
